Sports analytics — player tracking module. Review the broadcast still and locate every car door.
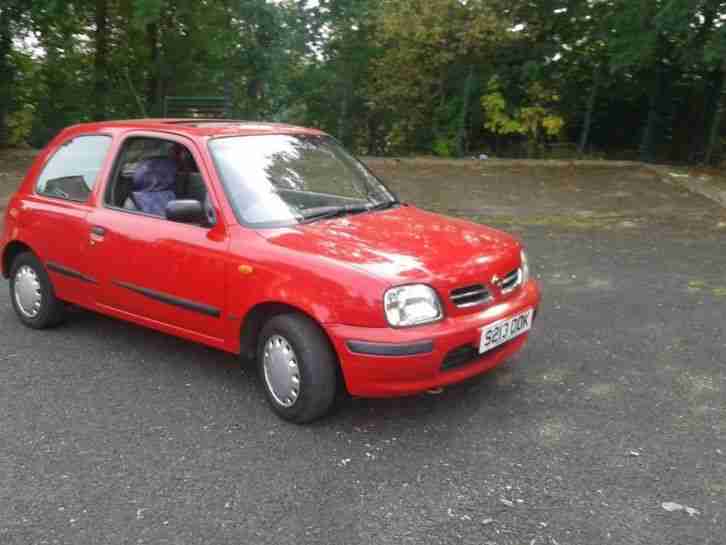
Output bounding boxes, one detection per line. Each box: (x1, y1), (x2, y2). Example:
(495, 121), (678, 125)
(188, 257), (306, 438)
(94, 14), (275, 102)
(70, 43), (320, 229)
(86, 133), (232, 345)
(22, 134), (113, 307)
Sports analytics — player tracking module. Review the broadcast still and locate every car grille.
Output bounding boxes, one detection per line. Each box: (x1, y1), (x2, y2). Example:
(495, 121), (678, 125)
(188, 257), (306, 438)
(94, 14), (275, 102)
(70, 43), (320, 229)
(500, 268), (522, 293)
(450, 284), (491, 308)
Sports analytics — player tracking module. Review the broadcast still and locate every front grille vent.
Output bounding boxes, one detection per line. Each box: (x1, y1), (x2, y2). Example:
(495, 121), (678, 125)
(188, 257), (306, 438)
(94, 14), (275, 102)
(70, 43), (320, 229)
(450, 284), (491, 308)
(441, 344), (479, 371)
(500, 268), (522, 293)
(440, 340), (516, 372)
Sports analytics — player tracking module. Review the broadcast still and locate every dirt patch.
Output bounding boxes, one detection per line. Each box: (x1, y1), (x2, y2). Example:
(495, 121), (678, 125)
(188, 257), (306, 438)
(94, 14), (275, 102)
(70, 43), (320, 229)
(587, 383), (618, 398)
(686, 279), (726, 298)
(365, 158), (726, 236)
(650, 166), (726, 209)
(538, 418), (565, 446)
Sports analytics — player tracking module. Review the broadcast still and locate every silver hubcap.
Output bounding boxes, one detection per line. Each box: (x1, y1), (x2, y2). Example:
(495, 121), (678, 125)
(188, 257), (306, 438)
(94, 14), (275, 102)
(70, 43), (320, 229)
(263, 334), (301, 408)
(14, 265), (42, 318)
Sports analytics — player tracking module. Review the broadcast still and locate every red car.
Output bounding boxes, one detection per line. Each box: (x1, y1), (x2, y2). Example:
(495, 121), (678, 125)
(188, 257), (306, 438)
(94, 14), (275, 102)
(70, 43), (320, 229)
(1, 120), (541, 422)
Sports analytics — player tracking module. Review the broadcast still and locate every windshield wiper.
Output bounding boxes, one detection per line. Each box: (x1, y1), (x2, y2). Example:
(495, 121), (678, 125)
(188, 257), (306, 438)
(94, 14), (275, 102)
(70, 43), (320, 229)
(300, 200), (399, 224)
(300, 203), (371, 223)
(368, 200), (399, 211)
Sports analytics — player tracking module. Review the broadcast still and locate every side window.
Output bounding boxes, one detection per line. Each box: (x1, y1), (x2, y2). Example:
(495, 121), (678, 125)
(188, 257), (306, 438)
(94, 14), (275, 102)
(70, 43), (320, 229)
(105, 137), (213, 224)
(36, 135), (112, 202)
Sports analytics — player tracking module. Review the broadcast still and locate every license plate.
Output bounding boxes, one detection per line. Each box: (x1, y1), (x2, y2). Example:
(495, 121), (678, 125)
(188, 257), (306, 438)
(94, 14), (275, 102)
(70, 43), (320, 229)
(479, 308), (534, 354)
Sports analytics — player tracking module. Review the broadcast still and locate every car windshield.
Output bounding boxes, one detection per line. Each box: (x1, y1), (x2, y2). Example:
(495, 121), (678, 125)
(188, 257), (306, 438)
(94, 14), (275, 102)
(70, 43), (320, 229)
(208, 134), (397, 227)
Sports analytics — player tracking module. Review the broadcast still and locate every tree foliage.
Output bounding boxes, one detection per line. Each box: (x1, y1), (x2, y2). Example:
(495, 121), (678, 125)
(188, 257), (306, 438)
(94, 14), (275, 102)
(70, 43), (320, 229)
(482, 78), (564, 138)
(1, 0), (726, 164)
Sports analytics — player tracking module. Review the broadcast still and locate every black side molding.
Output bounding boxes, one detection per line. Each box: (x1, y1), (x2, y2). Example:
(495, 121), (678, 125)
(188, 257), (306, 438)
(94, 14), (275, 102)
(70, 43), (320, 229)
(346, 339), (434, 357)
(46, 262), (97, 284)
(114, 281), (221, 318)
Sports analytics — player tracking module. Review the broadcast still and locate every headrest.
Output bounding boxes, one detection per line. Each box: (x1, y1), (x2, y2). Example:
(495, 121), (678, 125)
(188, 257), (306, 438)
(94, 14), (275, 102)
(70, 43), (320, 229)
(132, 157), (177, 192)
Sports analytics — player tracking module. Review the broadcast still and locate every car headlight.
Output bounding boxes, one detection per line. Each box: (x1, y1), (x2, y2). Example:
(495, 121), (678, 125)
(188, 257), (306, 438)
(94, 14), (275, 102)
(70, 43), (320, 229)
(520, 249), (530, 283)
(384, 284), (443, 327)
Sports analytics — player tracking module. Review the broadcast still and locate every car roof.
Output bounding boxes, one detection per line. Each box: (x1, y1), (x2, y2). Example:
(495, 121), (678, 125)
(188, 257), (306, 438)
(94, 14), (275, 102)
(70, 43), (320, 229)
(69, 119), (326, 139)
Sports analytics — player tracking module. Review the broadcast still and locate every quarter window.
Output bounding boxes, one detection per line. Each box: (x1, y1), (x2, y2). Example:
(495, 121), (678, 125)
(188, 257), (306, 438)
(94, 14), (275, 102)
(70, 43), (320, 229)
(36, 135), (112, 201)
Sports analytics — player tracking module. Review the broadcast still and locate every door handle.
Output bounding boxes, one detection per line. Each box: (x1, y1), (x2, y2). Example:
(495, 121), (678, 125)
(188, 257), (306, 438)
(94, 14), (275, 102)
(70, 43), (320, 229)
(90, 226), (106, 245)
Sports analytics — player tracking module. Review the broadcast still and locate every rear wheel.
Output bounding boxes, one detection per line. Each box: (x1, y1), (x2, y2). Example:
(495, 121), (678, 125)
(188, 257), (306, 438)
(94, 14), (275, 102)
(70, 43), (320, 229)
(257, 313), (338, 423)
(9, 252), (65, 329)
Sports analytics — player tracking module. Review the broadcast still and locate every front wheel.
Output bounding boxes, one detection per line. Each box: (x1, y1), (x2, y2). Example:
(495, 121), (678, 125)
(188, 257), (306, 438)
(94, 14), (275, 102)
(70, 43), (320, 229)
(9, 252), (65, 329)
(257, 313), (338, 423)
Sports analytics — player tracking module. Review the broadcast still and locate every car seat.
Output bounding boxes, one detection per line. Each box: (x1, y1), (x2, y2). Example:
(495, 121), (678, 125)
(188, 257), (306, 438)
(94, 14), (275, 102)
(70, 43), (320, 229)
(129, 157), (178, 216)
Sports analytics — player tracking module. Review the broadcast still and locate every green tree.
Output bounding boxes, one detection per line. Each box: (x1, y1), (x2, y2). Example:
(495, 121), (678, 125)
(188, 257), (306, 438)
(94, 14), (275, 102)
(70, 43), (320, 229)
(0, 1), (37, 146)
(370, 0), (510, 155)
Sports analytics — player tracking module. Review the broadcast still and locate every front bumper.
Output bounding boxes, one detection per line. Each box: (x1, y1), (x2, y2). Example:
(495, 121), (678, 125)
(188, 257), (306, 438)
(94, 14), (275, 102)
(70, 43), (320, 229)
(327, 280), (541, 397)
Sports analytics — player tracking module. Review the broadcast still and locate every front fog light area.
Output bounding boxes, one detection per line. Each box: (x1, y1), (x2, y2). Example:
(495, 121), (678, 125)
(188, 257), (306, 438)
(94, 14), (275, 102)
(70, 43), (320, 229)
(384, 284), (442, 327)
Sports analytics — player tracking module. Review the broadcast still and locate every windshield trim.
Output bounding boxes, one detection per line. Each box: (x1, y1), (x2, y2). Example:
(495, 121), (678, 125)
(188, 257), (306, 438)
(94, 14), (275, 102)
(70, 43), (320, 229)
(207, 133), (399, 229)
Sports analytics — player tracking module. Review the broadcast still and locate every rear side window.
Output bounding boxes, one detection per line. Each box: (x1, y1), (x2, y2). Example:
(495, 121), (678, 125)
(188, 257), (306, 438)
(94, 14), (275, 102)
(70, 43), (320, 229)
(36, 135), (112, 202)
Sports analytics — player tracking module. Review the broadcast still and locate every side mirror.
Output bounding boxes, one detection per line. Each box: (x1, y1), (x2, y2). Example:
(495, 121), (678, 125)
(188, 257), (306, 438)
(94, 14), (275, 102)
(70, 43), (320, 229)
(166, 199), (205, 225)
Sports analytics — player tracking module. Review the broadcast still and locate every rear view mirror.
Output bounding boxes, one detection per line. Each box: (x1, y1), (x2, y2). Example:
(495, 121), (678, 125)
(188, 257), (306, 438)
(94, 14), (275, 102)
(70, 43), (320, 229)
(166, 199), (205, 225)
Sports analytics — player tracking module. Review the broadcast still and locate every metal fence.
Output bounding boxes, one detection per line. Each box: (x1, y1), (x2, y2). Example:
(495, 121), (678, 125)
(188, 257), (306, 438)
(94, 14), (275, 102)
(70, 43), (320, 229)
(162, 96), (230, 118)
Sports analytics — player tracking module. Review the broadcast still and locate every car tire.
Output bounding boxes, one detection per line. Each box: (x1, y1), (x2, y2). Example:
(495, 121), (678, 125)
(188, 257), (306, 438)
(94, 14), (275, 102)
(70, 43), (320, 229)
(9, 252), (65, 329)
(257, 313), (338, 423)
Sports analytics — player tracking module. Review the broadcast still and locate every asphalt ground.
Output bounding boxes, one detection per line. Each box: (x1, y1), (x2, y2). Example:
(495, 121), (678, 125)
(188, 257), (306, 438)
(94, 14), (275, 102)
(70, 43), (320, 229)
(1, 161), (724, 544)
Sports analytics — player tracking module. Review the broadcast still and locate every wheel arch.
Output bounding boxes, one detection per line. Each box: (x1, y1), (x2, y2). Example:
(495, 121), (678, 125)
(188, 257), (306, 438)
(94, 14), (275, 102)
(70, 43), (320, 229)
(239, 301), (328, 360)
(239, 301), (348, 394)
(2, 240), (34, 278)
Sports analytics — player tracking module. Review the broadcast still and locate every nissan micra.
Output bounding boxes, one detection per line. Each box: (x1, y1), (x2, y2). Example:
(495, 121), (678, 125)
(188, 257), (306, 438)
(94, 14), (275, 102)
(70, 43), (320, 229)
(1, 120), (541, 422)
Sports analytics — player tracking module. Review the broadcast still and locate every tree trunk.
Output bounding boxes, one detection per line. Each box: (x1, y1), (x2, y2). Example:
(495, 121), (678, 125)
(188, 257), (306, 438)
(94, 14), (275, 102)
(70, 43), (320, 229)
(640, 44), (670, 164)
(92, 0), (109, 121)
(640, 77), (661, 163)
(366, 113), (378, 156)
(704, 59), (726, 165)
(123, 68), (147, 117)
(146, 22), (160, 116)
(578, 65), (601, 155)
(0, 5), (14, 147)
(224, 78), (234, 118)
(338, 63), (354, 148)
(638, 2), (663, 163)
(456, 65), (476, 157)
(247, 78), (263, 119)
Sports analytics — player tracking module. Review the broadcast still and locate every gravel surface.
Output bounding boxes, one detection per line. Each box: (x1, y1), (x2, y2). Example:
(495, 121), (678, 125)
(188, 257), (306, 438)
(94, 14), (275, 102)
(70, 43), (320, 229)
(1, 159), (724, 544)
